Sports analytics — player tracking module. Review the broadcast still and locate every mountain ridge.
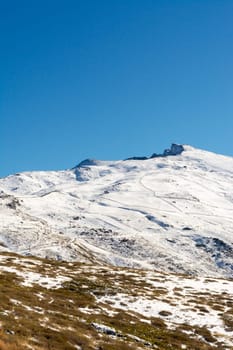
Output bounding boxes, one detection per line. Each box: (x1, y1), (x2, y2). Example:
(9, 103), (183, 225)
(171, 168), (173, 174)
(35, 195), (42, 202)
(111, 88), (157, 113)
(0, 144), (233, 278)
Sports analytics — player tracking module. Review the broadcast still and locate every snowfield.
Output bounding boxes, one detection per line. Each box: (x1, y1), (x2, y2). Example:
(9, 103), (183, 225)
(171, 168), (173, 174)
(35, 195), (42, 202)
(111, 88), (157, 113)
(0, 144), (233, 277)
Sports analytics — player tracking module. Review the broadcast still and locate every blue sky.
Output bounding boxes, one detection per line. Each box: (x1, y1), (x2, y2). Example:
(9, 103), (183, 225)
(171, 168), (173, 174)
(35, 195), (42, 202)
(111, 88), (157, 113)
(1, 0), (233, 176)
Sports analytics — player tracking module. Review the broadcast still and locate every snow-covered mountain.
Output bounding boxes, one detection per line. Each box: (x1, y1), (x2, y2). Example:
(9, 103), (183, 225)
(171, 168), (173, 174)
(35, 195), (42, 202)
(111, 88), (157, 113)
(1, 144), (233, 277)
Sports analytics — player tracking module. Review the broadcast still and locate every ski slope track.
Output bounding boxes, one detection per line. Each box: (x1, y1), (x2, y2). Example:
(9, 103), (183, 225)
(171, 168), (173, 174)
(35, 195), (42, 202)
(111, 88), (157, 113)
(1, 144), (233, 278)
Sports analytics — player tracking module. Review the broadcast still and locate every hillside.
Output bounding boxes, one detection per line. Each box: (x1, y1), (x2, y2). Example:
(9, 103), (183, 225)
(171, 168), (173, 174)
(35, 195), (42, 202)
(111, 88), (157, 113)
(0, 252), (232, 349)
(0, 144), (233, 277)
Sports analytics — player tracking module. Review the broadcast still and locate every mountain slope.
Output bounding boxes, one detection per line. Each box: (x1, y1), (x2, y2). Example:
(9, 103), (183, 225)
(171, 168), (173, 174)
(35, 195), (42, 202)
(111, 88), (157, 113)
(0, 252), (232, 349)
(1, 144), (233, 277)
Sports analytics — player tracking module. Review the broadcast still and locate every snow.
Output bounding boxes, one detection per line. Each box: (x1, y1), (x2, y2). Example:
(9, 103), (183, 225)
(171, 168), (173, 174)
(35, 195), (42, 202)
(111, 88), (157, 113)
(0, 264), (70, 288)
(97, 275), (233, 346)
(0, 144), (233, 277)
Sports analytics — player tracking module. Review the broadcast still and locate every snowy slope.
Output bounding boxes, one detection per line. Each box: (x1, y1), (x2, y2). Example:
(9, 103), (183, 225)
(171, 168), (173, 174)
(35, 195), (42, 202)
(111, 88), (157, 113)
(1, 144), (233, 277)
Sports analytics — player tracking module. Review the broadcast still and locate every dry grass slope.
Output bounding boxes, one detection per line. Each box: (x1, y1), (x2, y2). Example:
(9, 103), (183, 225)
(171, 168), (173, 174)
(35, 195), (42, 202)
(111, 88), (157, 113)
(0, 252), (232, 350)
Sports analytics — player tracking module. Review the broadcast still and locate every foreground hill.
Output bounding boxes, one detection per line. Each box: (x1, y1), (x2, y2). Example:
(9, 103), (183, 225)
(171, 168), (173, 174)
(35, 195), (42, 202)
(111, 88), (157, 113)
(0, 252), (232, 349)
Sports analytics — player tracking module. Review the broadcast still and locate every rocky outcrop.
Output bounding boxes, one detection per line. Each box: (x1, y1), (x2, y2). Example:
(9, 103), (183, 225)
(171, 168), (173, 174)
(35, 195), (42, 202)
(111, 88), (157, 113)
(151, 143), (184, 158)
(126, 144), (184, 161)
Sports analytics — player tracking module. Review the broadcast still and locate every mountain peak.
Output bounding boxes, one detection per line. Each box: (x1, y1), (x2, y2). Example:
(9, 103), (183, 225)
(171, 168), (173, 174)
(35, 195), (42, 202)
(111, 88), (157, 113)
(74, 144), (185, 168)
(74, 159), (99, 168)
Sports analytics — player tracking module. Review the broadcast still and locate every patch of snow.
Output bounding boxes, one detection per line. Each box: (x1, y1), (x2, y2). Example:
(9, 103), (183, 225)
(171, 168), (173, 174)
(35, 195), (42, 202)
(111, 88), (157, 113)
(0, 265), (70, 289)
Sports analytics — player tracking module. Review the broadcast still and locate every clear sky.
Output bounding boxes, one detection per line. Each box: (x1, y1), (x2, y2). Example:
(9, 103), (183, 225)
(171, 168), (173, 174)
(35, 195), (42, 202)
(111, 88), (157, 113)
(1, 0), (233, 177)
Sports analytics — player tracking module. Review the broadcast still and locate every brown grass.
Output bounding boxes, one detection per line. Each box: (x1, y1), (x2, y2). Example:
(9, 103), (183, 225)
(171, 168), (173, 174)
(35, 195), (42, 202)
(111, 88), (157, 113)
(0, 252), (231, 350)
